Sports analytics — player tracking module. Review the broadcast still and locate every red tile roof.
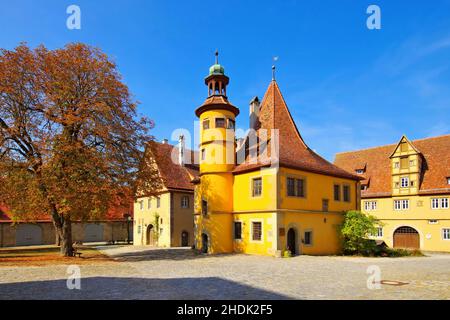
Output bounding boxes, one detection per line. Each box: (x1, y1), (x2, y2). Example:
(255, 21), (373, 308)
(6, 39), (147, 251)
(146, 141), (199, 192)
(233, 81), (361, 181)
(334, 134), (450, 197)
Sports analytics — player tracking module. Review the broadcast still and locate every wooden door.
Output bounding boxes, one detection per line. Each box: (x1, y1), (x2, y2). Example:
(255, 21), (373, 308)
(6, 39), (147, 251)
(393, 227), (419, 249)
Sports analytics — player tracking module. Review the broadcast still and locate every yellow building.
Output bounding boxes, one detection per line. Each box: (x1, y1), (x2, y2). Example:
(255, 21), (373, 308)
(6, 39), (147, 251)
(193, 54), (362, 256)
(335, 135), (450, 252)
(134, 139), (198, 247)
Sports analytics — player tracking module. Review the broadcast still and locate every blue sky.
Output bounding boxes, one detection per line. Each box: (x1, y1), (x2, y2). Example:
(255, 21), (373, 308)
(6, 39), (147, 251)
(1, 0), (449, 161)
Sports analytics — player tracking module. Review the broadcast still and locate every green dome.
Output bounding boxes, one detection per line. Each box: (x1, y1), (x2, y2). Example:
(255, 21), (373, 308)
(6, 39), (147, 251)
(209, 64), (225, 75)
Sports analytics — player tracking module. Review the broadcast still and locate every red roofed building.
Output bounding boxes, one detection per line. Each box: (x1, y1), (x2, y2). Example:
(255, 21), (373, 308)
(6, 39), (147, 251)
(192, 55), (362, 257)
(133, 138), (199, 247)
(335, 135), (450, 252)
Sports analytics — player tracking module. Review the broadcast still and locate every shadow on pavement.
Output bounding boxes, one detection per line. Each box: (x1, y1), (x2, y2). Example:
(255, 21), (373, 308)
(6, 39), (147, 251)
(0, 276), (292, 300)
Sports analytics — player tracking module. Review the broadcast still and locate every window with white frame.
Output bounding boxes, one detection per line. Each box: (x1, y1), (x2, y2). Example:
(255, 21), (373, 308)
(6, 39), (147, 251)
(252, 177), (262, 197)
(181, 196), (189, 209)
(364, 201), (377, 211)
(394, 199), (409, 210)
(432, 198), (449, 209)
(156, 197), (161, 208)
(137, 225), (142, 234)
(375, 227), (383, 237)
(443, 228), (450, 240)
(400, 177), (409, 188)
(441, 198), (449, 209)
(139, 200), (144, 210)
(148, 198), (152, 209)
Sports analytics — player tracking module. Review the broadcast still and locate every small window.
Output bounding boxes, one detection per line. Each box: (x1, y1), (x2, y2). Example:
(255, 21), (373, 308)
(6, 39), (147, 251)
(148, 198), (152, 209)
(400, 177), (409, 188)
(137, 225), (142, 234)
(252, 221), (262, 241)
(181, 196), (189, 209)
(394, 182), (400, 188)
(201, 149), (206, 161)
(334, 184), (341, 201)
(361, 185), (368, 191)
(394, 162), (400, 169)
(443, 228), (450, 240)
(252, 177), (262, 197)
(139, 200), (144, 210)
(215, 118), (226, 128)
(343, 185), (350, 202)
(376, 227), (383, 237)
(322, 199), (329, 212)
(428, 220), (438, 225)
(227, 119), (235, 130)
(287, 177), (305, 197)
(160, 218), (163, 224)
(441, 198), (449, 209)
(394, 199), (409, 210)
(410, 181), (415, 187)
(234, 221), (242, 240)
(156, 197), (161, 208)
(409, 160), (415, 166)
(304, 231), (312, 246)
(431, 198), (440, 209)
(364, 201), (377, 211)
(202, 200), (208, 216)
(203, 119), (210, 130)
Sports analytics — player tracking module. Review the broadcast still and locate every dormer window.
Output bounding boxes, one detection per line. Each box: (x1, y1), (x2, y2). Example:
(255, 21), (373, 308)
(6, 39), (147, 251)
(400, 177), (409, 188)
(356, 169), (364, 174)
(447, 177), (450, 185)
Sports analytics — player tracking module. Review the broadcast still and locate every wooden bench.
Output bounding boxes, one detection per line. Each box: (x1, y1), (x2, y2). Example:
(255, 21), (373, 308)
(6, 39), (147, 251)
(72, 247), (82, 258)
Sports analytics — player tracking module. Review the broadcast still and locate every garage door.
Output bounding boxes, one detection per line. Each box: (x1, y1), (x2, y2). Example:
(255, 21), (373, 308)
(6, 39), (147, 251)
(393, 226), (420, 249)
(84, 224), (104, 243)
(16, 224), (43, 246)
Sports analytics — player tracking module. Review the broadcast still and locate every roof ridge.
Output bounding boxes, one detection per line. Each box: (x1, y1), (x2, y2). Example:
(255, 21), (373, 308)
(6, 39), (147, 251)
(336, 134), (450, 155)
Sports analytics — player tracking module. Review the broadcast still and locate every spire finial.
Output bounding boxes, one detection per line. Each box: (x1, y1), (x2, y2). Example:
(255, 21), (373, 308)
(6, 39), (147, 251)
(215, 50), (219, 64)
(272, 56), (279, 81)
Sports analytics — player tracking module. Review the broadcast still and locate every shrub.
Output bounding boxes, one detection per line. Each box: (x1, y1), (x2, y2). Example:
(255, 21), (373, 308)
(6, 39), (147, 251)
(340, 210), (379, 256)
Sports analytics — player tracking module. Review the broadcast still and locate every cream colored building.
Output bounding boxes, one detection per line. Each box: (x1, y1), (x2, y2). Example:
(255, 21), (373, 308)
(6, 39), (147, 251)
(335, 135), (450, 252)
(133, 139), (198, 247)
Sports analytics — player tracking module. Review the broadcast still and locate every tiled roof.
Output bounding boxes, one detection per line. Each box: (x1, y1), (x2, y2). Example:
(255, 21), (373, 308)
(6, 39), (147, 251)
(147, 141), (199, 192)
(233, 81), (362, 181)
(334, 134), (450, 197)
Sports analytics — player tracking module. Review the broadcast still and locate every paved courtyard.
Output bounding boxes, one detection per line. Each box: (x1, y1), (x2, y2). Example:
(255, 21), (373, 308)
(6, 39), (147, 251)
(0, 246), (449, 300)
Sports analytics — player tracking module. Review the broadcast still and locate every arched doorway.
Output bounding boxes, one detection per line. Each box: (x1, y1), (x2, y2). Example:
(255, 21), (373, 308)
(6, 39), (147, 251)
(146, 225), (156, 246)
(393, 226), (420, 249)
(201, 233), (208, 253)
(181, 231), (189, 247)
(287, 228), (297, 255)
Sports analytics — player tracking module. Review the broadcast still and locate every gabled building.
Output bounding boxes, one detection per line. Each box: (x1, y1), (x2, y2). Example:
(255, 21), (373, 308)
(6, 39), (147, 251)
(193, 55), (362, 256)
(335, 135), (450, 252)
(133, 139), (199, 247)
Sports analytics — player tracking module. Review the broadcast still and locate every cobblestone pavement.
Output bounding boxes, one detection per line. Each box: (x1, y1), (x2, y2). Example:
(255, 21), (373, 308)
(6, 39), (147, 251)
(0, 246), (449, 300)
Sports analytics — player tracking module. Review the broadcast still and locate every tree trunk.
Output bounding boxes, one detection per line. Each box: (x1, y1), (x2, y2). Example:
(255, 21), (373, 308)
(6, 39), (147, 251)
(59, 218), (74, 257)
(55, 232), (61, 246)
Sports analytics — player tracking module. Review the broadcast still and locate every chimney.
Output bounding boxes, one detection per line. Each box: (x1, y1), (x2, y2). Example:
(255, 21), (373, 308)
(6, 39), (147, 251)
(249, 96), (260, 130)
(178, 134), (185, 166)
(162, 139), (169, 144)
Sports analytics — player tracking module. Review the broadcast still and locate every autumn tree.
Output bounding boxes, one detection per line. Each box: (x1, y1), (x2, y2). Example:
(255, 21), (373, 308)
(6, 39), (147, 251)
(0, 43), (160, 256)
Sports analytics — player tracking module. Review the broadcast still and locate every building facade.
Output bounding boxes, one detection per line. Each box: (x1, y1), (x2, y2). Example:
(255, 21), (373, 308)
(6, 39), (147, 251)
(335, 135), (450, 252)
(193, 55), (362, 256)
(133, 140), (198, 247)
